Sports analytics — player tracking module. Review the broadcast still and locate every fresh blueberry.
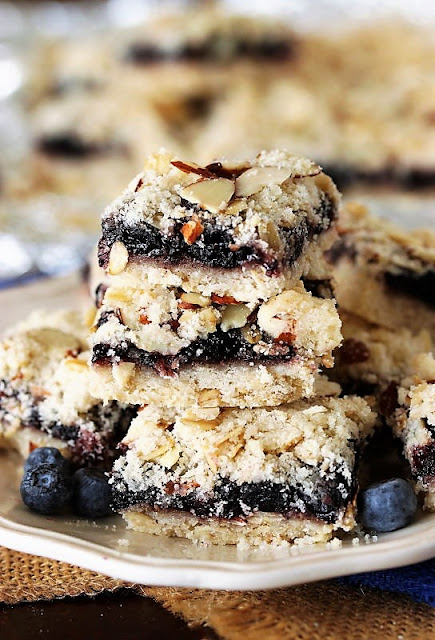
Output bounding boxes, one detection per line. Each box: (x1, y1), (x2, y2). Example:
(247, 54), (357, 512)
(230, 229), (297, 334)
(20, 464), (73, 515)
(358, 478), (417, 533)
(73, 468), (112, 518)
(24, 447), (71, 475)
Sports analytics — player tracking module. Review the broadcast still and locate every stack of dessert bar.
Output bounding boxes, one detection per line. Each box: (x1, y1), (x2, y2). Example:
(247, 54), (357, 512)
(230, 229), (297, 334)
(89, 150), (376, 546)
(330, 203), (435, 513)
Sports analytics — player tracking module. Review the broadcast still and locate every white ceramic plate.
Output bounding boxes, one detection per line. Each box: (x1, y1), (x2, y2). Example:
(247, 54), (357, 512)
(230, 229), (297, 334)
(0, 274), (434, 590)
(1, 451), (435, 590)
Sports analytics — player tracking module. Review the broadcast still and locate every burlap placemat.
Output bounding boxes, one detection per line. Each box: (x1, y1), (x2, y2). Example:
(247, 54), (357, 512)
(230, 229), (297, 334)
(1, 547), (434, 639)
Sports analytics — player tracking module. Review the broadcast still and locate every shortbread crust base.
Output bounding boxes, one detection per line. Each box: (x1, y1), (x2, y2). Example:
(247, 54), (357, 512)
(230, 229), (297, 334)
(91, 359), (319, 409)
(123, 508), (351, 547)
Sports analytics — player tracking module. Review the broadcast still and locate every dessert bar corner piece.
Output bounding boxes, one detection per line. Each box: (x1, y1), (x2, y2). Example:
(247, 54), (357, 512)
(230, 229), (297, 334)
(97, 149), (340, 302)
(0, 310), (133, 466)
(329, 202), (435, 335)
(110, 396), (376, 546)
(391, 353), (435, 511)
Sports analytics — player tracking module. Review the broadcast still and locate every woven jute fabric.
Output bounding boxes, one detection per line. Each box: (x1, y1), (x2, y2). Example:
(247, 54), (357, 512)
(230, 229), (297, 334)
(1, 547), (434, 640)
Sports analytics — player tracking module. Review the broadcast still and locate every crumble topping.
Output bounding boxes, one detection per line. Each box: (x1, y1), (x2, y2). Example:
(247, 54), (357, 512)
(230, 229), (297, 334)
(114, 396), (375, 495)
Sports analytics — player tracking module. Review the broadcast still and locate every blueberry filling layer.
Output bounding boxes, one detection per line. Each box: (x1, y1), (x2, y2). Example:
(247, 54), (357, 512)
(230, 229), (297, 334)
(92, 329), (296, 377)
(111, 470), (353, 523)
(124, 38), (294, 65)
(384, 268), (435, 308)
(98, 197), (335, 274)
(322, 164), (435, 190)
(37, 135), (104, 159)
(36, 135), (127, 160)
(411, 441), (435, 485)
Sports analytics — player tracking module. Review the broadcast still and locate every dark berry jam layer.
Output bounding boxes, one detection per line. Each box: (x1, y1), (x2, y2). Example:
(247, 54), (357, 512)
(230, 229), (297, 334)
(92, 328), (296, 377)
(111, 470), (353, 523)
(124, 38), (294, 65)
(0, 379), (135, 466)
(37, 134), (104, 159)
(384, 268), (435, 308)
(36, 135), (126, 160)
(98, 196), (335, 274)
(411, 441), (435, 485)
(322, 163), (435, 191)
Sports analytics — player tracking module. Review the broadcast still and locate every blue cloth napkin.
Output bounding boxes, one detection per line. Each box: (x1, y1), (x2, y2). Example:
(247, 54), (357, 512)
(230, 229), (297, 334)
(338, 559), (435, 607)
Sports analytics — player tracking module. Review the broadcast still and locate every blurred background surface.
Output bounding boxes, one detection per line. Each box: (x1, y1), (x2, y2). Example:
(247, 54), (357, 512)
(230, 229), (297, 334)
(0, 0), (434, 286)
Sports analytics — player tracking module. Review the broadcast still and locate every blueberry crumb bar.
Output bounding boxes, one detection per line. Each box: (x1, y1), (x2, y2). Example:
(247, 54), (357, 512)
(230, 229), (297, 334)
(111, 396), (375, 546)
(0, 310), (133, 466)
(329, 203), (435, 336)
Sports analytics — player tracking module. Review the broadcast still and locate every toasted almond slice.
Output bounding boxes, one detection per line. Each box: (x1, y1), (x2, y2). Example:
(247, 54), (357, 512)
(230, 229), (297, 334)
(198, 388), (222, 407)
(293, 168), (322, 178)
(180, 178), (235, 214)
(211, 294), (238, 305)
(171, 159), (215, 178)
(108, 241), (129, 275)
(156, 446), (180, 468)
(180, 292), (211, 308)
(180, 215), (204, 245)
(139, 311), (151, 325)
(235, 166), (291, 197)
(225, 198), (247, 216)
(181, 418), (221, 430)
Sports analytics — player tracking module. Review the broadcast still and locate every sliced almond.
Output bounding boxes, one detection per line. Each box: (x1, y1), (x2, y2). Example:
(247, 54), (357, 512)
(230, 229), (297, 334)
(224, 198), (247, 217)
(258, 221), (282, 253)
(139, 311), (151, 325)
(220, 303), (251, 333)
(134, 177), (143, 192)
(112, 361), (135, 386)
(182, 406), (221, 422)
(64, 358), (88, 371)
(241, 325), (261, 344)
(30, 385), (50, 398)
(181, 417), (220, 430)
(257, 293), (296, 339)
(156, 446), (180, 468)
(180, 215), (204, 245)
(105, 288), (132, 305)
(180, 178), (235, 214)
(108, 241), (129, 275)
(205, 162), (250, 179)
(198, 388), (222, 407)
(144, 442), (172, 461)
(143, 151), (173, 173)
(235, 166), (291, 197)
(180, 292), (211, 308)
(205, 449), (218, 473)
(171, 159), (214, 178)
(211, 294), (238, 305)
(293, 167), (322, 178)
